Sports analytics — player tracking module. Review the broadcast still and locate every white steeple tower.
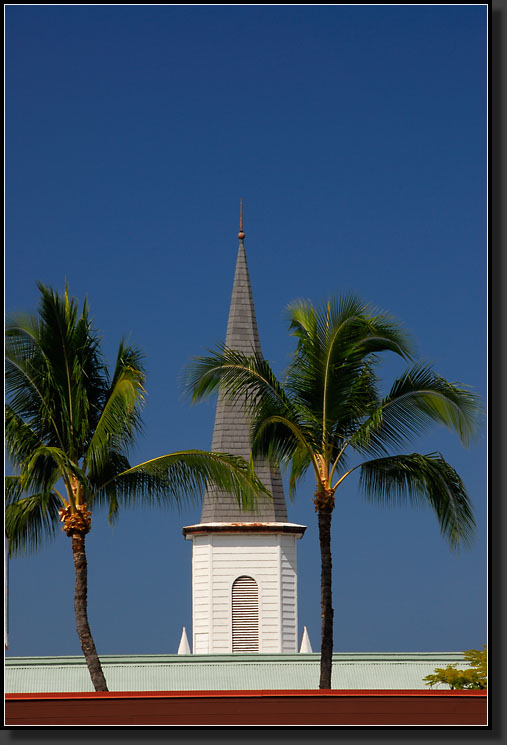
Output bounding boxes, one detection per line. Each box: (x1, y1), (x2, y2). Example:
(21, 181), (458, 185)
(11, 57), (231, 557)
(183, 206), (306, 654)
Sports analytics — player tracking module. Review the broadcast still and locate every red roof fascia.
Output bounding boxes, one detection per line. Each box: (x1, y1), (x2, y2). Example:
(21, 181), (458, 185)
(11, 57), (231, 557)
(6, 689), (487, 701)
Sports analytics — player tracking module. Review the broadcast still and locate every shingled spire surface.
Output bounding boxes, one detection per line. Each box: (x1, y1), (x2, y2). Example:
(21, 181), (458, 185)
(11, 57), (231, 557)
(200, 233), (288, 523)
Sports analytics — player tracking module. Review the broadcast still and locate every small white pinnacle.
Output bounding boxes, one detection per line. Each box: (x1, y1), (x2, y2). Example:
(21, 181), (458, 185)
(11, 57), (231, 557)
(299, 625), (313, 653)
(178, 626), (191, 655)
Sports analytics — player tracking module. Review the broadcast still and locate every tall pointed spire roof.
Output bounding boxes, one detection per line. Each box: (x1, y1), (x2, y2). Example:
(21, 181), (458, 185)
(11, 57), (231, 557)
(200, 209), (288, 523)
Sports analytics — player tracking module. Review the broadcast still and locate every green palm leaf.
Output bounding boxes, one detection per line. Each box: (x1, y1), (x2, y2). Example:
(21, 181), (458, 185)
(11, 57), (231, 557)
(352, 364), (482, 456)
(186, 345), (290, 412)
(85, 343), (146, 478)
(93, 450), (270, 514)
(5, 323), (63, 447)
(6, 486), (62, 556)
(5, 405), (47, 468)
(359, 453), (476, 550)
(186, 345), (318, 493)
(286, 296), (412, 441)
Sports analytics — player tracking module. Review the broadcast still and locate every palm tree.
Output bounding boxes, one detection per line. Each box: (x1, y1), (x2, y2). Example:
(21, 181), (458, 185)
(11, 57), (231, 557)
(185, 294), (480, 689)
(5, 283), (268, 692)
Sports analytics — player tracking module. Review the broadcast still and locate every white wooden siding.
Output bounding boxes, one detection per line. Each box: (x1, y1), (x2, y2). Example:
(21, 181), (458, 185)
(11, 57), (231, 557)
(280, 535), (298, 653)
(190, 532), (299, 654)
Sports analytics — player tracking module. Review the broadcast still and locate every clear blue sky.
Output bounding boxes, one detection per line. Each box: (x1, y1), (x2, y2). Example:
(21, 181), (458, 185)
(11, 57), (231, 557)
(6, 5), (487, 657)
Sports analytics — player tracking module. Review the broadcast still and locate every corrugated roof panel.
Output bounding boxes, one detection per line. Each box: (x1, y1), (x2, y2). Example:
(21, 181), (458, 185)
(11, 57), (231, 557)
(332, 661), (465, 690)
(6, 665), (95, 694)
(5, 653), (468, 694)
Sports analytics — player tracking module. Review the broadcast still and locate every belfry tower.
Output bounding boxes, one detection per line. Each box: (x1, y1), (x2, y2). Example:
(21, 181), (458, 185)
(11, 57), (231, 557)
(183, 206), (306, 654)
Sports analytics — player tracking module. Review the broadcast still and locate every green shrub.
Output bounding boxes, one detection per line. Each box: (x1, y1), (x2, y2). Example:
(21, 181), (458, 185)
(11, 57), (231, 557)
(423, 646), (487, 689)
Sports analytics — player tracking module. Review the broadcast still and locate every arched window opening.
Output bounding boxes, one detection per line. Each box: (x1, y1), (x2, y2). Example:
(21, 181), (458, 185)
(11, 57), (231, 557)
(232, 576), (259, 653)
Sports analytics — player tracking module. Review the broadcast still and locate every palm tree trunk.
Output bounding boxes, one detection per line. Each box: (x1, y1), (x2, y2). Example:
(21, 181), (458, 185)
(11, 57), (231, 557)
(71, 533), (109, 692)
(317, 505), (334, 689)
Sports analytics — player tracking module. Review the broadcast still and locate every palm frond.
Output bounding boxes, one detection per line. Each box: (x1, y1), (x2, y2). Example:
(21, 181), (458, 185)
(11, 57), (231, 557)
(288, 295), (412, 361)
(34, 283), (107, 457)
(92, 450), (271, 514)
(6, 284), (109, 459)
(5, 409), (64, 499)
(5, 323), (63, 447)
(5, 489), (62, 556)
(285, 296), (412, 443)
(251, 413), (316, 469)
(84, 450), (130, 523)
(5, 405), (47, 468)
(22, 445), (89, 500)
(5, 475), (24, 506)
(85, 342), (146, 478)
(359, 452), (476, 550)
(352, 364), (482, 457)
(288, 446), (313, 501)
(185, 345), (292, 414)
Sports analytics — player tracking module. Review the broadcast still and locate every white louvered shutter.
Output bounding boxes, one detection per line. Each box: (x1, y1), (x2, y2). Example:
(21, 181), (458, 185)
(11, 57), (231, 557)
(232, 576), (259, 653)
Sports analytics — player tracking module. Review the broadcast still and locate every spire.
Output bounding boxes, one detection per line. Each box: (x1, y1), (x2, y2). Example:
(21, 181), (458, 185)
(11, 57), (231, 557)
(177, 627), (191, 655)
(200, 213), (288, 523)
(238, 199), (245, 240)
(223, 235), (261, 355)
(299, 626), (313, 653)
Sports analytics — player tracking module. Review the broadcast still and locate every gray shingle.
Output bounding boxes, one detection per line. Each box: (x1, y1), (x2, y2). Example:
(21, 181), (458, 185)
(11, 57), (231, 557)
(201, 239), (288, 523)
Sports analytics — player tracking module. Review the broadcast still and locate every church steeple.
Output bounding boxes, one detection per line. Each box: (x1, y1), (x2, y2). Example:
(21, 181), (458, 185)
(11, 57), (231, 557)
(182, 209), (305, 656)
(200, 207), (288, 522)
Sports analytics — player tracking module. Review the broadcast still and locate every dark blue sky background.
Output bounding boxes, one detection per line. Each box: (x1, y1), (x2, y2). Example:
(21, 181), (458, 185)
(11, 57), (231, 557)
(6, 5), (487, 657)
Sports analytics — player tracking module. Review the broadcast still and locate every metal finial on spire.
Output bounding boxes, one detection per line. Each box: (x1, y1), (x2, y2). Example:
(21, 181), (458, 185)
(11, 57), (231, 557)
(238, 199), (245, 240)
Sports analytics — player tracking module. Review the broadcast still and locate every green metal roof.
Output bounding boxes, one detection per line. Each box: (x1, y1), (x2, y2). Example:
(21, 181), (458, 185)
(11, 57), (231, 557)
(5, 652), (467, 693)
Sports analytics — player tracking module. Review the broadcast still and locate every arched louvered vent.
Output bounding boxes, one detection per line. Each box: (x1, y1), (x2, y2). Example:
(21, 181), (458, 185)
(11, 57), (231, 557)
(232, 576), (259, 653)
